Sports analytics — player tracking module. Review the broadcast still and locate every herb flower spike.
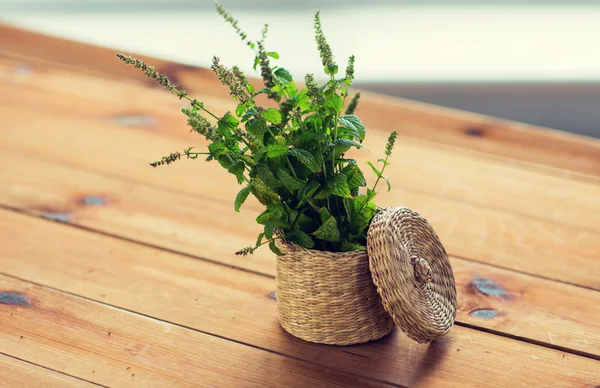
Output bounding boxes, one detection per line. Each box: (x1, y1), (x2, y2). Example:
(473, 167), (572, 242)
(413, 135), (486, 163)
(385, 130), (398, 156)
(116, 54), (187, 99)
(345, 55), (355, 82)
(211, 56), (251, 104)
(305, 74), (324, 106)
(150, 151), (181, 168)
(345, 92), (360, 115)
(215, 1), (252, 47)
(258, 42), (276, 89)
(314, 11), (336, 74)
(181, 107), (219, 141)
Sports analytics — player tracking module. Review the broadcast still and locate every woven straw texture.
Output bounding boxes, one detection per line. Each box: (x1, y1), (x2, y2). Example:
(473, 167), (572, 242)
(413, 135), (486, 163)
(275, 239), (395, 345)
(367, 207), (457, 344)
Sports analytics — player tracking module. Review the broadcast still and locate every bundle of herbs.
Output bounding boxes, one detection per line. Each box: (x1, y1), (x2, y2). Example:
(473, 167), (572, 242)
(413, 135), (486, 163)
(116, 2), (398, 256)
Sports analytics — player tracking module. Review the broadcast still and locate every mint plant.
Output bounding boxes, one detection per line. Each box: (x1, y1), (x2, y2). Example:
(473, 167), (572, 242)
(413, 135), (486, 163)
(116, 2), (398, 256)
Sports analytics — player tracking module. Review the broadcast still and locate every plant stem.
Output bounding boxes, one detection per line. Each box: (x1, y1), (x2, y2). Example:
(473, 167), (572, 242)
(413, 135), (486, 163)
(371, 155), (389, 192)
(186, 96), (220, 121)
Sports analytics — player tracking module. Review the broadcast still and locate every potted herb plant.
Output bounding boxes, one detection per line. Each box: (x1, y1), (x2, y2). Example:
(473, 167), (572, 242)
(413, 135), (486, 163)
(116, 2), (457, 346)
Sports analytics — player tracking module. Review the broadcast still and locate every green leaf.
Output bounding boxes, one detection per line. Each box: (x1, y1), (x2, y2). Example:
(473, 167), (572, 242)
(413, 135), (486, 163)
(317, 207), (332, 223)
(267, 51), (280, 59)
(234, 184), (252, 212)
(236, 102), (252, 117)
(312, 215), (340, 242)
(324, 64), (338, 75)
(313, 188), (332, 200)
(297, 181), (320, 207)
(255, 163), (281, 189)
(264, 221), (275, 239)
(217, 153), (235, 171)
(263, 144), (288, 158)
(350, 192), (377, 233)
(336, 138), (366, 150)
(228, 161), (246, 184)
(269, 240), (284, 256)
(217, 112), (239, 134)
(367, 188), (377, 201)
(239, 155), (255, 166)
(381, 175), (392, 191)
(263, 108), (282, 124)
(294, 89), (311, 112)
(340, 240), (366, 252)
(246, 118), (267, 143)
(339, 115), (366, 141)
(255, 233), (265, 248)
(242, 106), (258, 122)
(290, 230), (315, 249)
(366, 161), (381, 176)
(256, 204), (285, 225)
(235, 104), (244, 117)
(276, 167), (301, 192)
(324, 93), (343, 114)
(342, 164), (366, 190)
(208, 142), (227, 158)
(329, 173), (352, 198)
(253, 56), (260, 70)
(251, 179), (280, 206)
(273, 67), (293, 83)
(303, 181), (320, 198)
(246, 83), (255, 94)
(286, 149), (321, 172)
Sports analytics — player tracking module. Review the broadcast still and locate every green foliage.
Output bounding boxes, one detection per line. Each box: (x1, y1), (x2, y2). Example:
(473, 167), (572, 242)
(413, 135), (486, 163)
(116, 1), (399, 256)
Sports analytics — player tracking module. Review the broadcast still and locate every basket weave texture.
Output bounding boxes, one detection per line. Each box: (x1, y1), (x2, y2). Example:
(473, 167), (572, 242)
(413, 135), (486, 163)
(275, 239), (395, 345)
(367, 207), (457, 343)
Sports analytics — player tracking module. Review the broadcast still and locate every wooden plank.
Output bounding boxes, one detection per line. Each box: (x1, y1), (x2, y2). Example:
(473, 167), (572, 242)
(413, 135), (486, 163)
(1, 147), (598, 291)
(0, 275), (390, 388)
(1, 156), (599, 357)
(1, 209), (599, 387)
(2, 24), (600, 178)
(1, 55), (599, 236)
(0, 354), (101, 388)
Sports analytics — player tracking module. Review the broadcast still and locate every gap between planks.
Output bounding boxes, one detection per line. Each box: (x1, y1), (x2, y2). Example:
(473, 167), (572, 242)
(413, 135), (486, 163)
(0, 352), (107, 388)
(1, 204), (599, 363)
(0, 146), (597, 291)
(1, 55), (599, 236)
(1, 208), (599, 387)
(0, 274), (398, 388)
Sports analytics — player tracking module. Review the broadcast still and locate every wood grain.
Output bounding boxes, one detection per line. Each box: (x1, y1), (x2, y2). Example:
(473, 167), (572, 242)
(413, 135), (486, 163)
(1, 155), (598, 357)
(1, 54), (599, 236)
(0, 354), (101, 388)
(1, 147), (598, 291)
(2, 24), (600, 178)
(0, 275), (390, 388)
(1, 209), (599, 387)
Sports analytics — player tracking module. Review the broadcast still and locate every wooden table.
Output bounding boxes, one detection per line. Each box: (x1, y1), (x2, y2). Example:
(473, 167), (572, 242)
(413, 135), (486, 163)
(1, 24), (599, 388)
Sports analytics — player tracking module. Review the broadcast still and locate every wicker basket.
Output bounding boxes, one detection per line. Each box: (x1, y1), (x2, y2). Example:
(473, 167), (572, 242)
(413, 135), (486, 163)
(274, 239), (395, 345)
(273, 206), (457, 346)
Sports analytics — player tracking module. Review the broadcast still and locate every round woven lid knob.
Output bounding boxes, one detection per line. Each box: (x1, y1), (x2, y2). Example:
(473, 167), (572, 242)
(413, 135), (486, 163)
(413, 257), (432, 284)
(367, 207), (457, 344)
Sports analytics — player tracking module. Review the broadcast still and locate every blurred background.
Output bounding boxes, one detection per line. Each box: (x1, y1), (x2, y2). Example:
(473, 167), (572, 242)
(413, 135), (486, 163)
(2, 0), (600, 138)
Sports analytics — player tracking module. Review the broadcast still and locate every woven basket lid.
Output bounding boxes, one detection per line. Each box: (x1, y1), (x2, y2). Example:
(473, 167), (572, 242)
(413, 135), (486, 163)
(366, 206), (457, 343)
